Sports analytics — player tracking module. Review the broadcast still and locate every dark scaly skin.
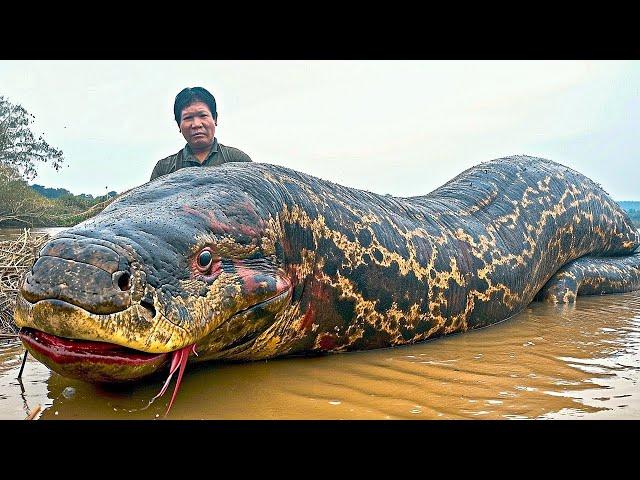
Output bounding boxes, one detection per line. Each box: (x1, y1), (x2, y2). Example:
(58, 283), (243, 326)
(14, 155), (640, 382)
(538, 252), (640, 303)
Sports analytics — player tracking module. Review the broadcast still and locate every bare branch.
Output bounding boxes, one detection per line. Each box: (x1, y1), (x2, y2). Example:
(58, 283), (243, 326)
(0, 96), (65, 181)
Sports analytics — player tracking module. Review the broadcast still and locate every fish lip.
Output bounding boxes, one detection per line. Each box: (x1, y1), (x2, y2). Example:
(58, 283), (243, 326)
(13, 296), (169, 357)
(19, 327), (169, 367)
(16, 285), (292, 359)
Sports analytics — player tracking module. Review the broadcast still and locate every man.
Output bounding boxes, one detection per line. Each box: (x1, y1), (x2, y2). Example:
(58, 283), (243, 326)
(150, 87), (252, 181)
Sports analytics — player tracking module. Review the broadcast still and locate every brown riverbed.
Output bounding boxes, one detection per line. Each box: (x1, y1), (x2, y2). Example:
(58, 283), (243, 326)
(1, 291), (639, 420)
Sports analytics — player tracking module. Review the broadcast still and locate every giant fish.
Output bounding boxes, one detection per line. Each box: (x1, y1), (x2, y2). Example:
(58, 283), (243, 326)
(14, 156), (640, 412)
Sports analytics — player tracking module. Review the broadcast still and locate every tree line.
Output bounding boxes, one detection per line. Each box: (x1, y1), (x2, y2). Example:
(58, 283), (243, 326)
(0, 95), (116, 227)
(0, 167), (117, 227)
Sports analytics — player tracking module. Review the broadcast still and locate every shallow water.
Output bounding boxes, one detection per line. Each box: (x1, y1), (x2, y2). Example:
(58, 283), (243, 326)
(1, 292), (639, 420)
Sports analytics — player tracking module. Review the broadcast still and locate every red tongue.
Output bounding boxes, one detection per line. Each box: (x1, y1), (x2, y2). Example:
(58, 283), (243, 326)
(152, 344), (197, 417)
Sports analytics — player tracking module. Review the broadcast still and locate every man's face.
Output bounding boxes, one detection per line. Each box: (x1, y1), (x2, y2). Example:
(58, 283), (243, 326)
(179, 101), (216, 151)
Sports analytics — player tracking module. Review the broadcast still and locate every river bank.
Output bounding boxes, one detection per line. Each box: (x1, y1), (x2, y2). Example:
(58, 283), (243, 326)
(0, 228), (58, 334)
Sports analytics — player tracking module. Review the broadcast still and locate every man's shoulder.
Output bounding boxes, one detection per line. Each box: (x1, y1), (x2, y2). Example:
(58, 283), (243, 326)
(219, 144), (252, 162)
(155, 150), (182, 167)
(150, 150), (183, 180)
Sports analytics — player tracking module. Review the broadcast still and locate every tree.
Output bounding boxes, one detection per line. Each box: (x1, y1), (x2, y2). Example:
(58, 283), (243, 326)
(0, 96), (64, 181)
(0, 165), (51, 225)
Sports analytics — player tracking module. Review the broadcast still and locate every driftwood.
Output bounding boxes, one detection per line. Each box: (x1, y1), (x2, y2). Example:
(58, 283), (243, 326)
(0, 229), (49, 334)
(25, 404), (42, 420)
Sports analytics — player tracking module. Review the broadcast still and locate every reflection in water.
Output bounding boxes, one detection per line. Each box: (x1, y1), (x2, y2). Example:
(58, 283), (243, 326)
(1, 292), (639, 419)
(0, 340), (53, 419)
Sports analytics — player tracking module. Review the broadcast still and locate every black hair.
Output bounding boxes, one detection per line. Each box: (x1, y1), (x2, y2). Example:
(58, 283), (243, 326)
(174, 87), (217, 125)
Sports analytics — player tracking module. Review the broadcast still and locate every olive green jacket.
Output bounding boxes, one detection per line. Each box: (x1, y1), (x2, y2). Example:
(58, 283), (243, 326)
(150, 138), (252, 181)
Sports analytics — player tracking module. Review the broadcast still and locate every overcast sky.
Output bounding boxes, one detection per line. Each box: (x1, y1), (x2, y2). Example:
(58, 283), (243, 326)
(1, 60), (638, 200)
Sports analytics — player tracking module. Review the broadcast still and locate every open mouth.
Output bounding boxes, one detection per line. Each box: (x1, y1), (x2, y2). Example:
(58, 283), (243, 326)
(19, 328), (168, 365)
(18, 327), (169, 383)
(16, 281), (292, 381)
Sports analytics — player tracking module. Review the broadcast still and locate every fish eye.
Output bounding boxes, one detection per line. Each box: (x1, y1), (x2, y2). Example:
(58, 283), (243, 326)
(196, 249), (213, 271)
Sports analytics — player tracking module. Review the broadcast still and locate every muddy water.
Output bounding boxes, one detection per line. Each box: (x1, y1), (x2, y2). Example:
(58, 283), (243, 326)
(1, 292), (639, 420)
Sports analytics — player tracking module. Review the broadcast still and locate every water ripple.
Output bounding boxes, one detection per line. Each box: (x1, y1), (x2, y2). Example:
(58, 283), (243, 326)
(1, 291), (639, 419)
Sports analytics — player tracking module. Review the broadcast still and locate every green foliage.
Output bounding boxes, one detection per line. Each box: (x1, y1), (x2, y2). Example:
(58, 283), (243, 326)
(56, 192), (96, 210)
(30, 183), (72, 199)
(0, 94), (64, 225)
(0, 165), (53, 225)
(0, 96), (64, 181)
(0, 95), (117, 227)
(0, 165), (117, 227)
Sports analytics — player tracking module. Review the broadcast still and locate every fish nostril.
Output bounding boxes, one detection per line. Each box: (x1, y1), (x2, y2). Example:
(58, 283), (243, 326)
(140, 299), (156, 318)
(115, 271), (132, 291)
